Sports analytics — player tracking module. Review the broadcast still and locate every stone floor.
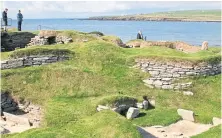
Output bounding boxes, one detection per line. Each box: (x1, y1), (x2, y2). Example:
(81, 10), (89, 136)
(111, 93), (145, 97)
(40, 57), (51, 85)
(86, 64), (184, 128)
(138, 120), (213, 138)
(1, 103), (42, 134)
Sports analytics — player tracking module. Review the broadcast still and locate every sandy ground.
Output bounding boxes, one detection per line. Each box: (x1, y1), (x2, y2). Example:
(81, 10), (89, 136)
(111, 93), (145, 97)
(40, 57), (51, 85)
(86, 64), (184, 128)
(138, 120), (213, 138)
(1, 104), (42, 134)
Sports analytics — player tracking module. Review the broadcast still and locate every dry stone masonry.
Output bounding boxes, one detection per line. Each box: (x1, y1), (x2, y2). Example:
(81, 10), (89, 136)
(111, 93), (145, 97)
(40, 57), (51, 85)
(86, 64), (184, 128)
(1, 93), (18, 112)
(27, 30), (73, 46)
(1, 55), (69, 70)
(135, 59), (221, 90)
(1, 32), (36, 51)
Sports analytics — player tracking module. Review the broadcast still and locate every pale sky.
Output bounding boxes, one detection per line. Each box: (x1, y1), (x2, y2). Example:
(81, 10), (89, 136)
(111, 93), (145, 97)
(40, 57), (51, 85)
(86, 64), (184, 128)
(1, 1), (221, 19)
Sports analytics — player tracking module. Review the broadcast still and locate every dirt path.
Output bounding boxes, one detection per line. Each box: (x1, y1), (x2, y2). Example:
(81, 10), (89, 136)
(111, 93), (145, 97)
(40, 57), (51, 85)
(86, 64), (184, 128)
(138, 120), (213, 138)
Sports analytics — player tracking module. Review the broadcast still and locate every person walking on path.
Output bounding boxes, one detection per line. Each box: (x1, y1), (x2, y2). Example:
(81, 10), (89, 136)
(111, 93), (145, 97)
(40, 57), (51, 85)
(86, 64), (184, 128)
(2, 8), (8, 32)
(17, 10), (23, 31)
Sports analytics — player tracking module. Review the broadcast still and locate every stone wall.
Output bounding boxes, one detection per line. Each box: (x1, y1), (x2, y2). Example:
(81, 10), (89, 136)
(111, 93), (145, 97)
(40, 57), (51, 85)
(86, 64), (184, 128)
(1, 92), (18, 112)
(1, 55), (69, 70)
(134, 59), (221, 90)
(27, 34), (73, 46)
(1, 32), (36, 51)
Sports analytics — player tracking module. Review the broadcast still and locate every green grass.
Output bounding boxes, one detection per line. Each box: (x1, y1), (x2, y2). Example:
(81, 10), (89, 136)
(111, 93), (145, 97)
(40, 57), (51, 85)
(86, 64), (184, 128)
(192, 125), (221, 138)
(124, 46), (221, 64)
(1, 30), (221, 138)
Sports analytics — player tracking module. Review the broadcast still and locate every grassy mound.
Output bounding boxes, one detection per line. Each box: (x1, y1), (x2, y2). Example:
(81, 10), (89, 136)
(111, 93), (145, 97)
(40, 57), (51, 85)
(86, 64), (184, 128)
(56, 30), (98, 42)
(1, 30), (221, 138)
(89, 31), (104, 36)
(97, 95), (138, 107)
(101, 35), (124, 46)
(9, 48), (73, 59)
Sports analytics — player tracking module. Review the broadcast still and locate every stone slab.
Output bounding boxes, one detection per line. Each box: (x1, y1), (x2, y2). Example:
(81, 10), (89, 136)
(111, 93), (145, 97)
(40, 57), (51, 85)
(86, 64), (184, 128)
(3, 112), (31, 126)
(126, 107), (140, 119)
(177, 109), (195, 122)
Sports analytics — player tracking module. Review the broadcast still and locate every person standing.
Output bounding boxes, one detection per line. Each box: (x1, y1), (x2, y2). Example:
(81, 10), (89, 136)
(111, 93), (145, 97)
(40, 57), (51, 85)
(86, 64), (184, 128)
(142, 96), (149, 110)
(17, 10), (23, 31)
(137, 30), (143, 40)
(2, 8), (8, 32)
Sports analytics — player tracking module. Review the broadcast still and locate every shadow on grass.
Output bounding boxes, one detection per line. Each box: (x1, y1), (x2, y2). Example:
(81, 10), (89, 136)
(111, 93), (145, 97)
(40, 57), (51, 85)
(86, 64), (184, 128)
(137, 112), (147, 118)
(137, 126), (157, 138)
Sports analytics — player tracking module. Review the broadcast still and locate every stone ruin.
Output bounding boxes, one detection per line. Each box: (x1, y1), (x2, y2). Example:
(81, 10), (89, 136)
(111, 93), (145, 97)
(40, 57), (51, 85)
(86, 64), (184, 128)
(125, 40), (209, 53)
(97, 97), (155, 119)
(1, 32), (36, 51)
(135, 59), (221, 91)
(1, 92), (42, 134)
(27, 30), (73, 46)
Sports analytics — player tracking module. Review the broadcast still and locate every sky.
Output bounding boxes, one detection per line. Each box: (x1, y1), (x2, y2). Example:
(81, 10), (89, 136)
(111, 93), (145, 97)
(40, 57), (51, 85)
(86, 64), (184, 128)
(1, 1), (221, 19)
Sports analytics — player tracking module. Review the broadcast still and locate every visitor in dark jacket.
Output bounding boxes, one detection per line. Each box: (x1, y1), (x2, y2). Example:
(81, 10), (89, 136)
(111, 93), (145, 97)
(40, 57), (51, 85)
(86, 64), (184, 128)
(137, 30), (143, 40)
(17, 10), (23, 31)
(2, 8), (8, 32)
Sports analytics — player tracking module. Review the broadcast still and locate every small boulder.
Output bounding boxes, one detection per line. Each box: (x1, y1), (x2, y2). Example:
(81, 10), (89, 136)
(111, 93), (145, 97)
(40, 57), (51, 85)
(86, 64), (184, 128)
(201, 41), (208, 50)
(183, 91), (194, 96)
(177, 109), (195, 122)
(142, 100), (149, 110)
(212, 117), (222, 126)
(136, 103), (143, 109)
(149, 99), (155, 107)
(97, 105), (109, 112)
(126, 107), (140, 119)
(143, 79), (154, 85)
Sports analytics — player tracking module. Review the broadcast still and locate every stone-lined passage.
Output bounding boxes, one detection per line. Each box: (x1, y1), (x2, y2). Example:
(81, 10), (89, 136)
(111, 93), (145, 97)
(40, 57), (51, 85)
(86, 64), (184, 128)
(134, 59), (221, 90)
(1, 55), (69, 70)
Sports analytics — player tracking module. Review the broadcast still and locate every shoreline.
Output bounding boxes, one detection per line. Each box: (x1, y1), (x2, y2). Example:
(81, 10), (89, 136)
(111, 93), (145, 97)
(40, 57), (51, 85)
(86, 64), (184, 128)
(80, 18), (221, 23)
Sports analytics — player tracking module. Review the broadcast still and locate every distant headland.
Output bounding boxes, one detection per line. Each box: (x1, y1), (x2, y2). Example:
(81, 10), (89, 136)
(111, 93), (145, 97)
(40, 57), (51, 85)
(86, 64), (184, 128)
(82, 10), (221, 22)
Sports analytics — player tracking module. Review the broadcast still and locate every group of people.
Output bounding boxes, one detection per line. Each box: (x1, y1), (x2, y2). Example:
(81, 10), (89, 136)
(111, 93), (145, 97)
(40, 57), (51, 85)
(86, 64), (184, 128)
(2, 8), (23, 32)
(2, 8), (143, 40)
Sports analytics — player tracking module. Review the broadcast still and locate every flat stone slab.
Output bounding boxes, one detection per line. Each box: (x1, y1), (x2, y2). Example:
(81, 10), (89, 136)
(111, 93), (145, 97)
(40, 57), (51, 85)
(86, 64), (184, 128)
(141, 120), (213, 138)
(97, 105), (109, 111)
(177, 109), (195, 122)
(212, 117), (222, 126)
(183, 91), (194, 96)
(2, 112), (31, 126)
(143, 79), (153, 85)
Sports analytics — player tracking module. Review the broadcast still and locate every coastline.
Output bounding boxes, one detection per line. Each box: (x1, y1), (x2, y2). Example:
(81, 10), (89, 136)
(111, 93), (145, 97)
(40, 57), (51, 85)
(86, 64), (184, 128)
(83, 10), (221, 22)
(81, 18), (221, 22)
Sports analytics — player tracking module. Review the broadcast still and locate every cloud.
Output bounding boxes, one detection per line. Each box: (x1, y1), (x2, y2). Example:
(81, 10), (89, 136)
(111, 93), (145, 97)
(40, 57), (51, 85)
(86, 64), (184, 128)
(2, 1), (221, 19)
